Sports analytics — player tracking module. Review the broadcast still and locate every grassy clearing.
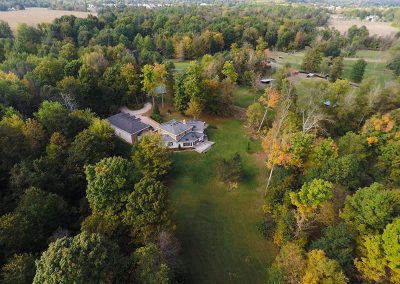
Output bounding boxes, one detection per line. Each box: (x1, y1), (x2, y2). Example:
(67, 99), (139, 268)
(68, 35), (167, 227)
(342, 60), (393, 86)
(354, 49), (391, 61)
(169, 119), (275, 284)
(172, 60), (191, 74)
(233, 87), (262, 108)
(271, 50), (394, 85)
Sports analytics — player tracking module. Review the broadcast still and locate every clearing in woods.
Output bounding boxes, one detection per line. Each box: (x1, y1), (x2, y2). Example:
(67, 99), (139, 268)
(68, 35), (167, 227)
(270, 50), (393, 85)
(0, 8), (95, 30)
(169, 118), (276, 284)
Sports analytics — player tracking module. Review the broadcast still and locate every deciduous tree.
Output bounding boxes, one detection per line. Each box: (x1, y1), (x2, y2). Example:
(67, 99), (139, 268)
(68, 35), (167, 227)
(33, 233), (122, 284)
(125, 177), (170, 243)
(290, 179), (333, 236)
(185, 98), (203, 119)
(85, 156), (138, 222)
(132, 133), (171, 180)
(1, 253), (35, 284)
(340, 183), (394, 235)
(302, 250), (348, 284)
(222, 60), (238, 83)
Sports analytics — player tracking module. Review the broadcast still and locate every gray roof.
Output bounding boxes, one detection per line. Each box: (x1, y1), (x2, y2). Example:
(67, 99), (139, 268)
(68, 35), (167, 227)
(178, 131), (203, 143)
(160, 119), (193, 136)
(107, 113), (150, 134)
(186, 120), (205, 133)
(161, 134), (175, 142)
(155, 85), (166, 94)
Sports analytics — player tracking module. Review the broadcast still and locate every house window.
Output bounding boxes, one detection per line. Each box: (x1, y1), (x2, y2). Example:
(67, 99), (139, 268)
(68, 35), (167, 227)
(183, 142), (192, 147)
(167, 142), (173, 146)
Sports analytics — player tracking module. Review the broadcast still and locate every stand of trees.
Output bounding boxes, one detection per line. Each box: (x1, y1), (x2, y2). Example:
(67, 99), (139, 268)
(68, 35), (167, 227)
(0, 98), (178, 282)
(255, 71), (400, 283)
(0, 2), (398, 282)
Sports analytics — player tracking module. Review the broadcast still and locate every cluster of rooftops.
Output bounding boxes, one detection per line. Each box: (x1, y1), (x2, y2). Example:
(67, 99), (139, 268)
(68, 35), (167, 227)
(107, 112), (208, 150)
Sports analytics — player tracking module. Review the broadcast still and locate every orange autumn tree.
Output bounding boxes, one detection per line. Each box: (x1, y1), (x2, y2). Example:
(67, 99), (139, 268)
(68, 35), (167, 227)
(263, 125), (314, 192)
(257, 86), (280, 132)
(361, 113), (397, 146)
(362, 112), (400, 183)
(262, 80), (314, 193)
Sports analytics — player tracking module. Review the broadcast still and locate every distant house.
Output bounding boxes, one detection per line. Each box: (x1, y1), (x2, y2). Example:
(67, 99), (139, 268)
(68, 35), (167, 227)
(158, 119), (207, 149)
(366, 15), (380, 22)
(107, 113), (151, 144)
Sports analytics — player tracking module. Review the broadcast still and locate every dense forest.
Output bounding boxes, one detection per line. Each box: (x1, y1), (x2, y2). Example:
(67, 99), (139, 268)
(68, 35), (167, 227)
(0, 3), (400, 283)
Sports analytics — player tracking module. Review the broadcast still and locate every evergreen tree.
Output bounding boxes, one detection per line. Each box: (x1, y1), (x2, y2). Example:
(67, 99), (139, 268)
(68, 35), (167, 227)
(350, 59), (367, 83)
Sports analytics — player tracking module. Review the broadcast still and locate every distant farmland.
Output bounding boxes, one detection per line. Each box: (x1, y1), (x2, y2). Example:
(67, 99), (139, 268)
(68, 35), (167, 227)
(329, 16), (399, 37)
(0, 8), (96, 30)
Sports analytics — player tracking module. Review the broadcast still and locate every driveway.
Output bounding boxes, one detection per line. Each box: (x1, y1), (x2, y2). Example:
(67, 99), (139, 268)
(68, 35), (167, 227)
(120, 102), (161, 130)
(120, 102), (152, 116)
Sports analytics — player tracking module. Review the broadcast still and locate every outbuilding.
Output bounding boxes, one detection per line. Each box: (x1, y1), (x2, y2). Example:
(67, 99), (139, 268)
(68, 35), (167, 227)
(107, 113), (151, 144)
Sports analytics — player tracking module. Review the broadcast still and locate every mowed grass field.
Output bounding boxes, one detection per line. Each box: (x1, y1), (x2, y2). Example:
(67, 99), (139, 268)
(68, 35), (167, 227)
(0, 8), (95, 30)
(169, 119), (276, 284)
(271, 50), (394, 85)
(233, 87), (262, 108)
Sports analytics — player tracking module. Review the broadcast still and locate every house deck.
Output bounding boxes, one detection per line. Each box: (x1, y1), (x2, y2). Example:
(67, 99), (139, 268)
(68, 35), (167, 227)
(194, 141), (215, 153)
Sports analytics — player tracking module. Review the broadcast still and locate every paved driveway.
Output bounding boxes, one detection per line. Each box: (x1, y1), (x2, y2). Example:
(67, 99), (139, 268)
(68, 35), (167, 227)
(120, 103), (160, 130)
(120, 102), (152, 116)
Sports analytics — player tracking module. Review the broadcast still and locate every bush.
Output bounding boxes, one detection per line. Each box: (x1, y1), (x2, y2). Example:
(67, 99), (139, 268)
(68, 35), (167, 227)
(151, 103), (163, 123)
(216, 152), (243, 183)
(256, 218), (276, 238)
(151, 113), (163, 123)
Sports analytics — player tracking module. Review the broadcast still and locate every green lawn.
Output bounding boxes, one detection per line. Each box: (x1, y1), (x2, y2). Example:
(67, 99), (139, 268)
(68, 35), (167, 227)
(172, 60), (191, 74)
(169, 119), (276, 284)
(233, 87), (262, 108)
(342, 61), (393, 85)
(354, 49), (390, 61)
(271, 50), (394, 86)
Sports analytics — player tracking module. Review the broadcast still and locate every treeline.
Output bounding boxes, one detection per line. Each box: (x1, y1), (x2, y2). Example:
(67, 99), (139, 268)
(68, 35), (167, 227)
(0, 4), (328, 117)
(0, 98), (179, 282)
(0, 4), (354, 282)
(246, 69), (400, 282)
(288, 0), (400, 6)
(0, 0), (49, 11)
(317, 24), (393, 58)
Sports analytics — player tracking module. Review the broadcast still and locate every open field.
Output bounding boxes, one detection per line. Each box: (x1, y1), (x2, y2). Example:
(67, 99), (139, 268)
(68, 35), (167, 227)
(169, 119), (276, 284)
(0, 8), (95, 30)
(328, 16), (399, 37)
(271, 50), (394, 85)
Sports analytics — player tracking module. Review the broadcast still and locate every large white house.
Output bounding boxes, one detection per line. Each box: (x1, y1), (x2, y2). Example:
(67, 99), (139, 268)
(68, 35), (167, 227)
(158, 119), (207, 149)
(107, 113), (151, 144)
